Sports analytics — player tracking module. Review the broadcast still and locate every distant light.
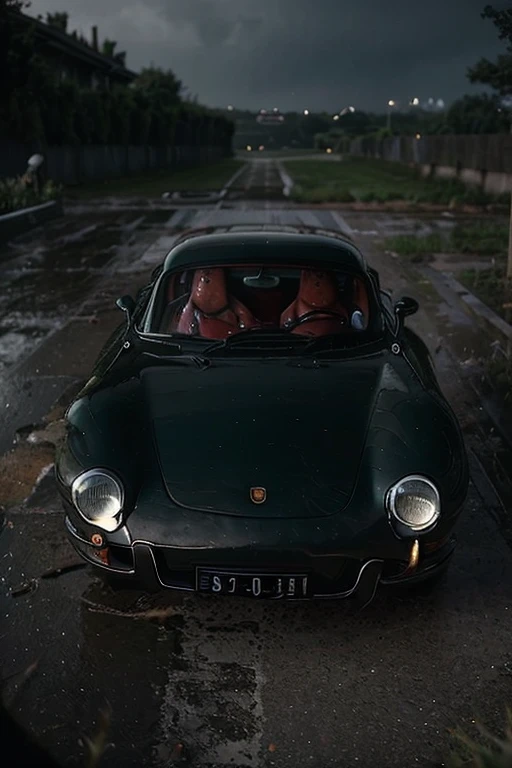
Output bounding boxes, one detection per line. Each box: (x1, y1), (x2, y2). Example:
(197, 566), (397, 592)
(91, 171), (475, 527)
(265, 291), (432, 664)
(258, 145), (265, 151)
(415, 133), (421, 139)
(273, 107), (279, 112)
(388, 99), (396, 107)
(333, 114), (340, 121)
(348, 106), (355, 112)
(326, 148), (333, 154)
(227, 104), (234, 111)
(436, 98), (445, 109)
(246, 145), (252, 151)
(410, 97), (420, 106)
(303, 109), (309, 115)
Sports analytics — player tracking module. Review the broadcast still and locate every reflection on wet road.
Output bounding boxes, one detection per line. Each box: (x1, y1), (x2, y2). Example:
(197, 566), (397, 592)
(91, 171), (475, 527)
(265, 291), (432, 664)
(1, 191), (511, 768)
(0, 213), (144, 373)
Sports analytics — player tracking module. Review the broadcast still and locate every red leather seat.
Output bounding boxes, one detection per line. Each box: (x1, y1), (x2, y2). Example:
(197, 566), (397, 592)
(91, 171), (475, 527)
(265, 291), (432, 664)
(168, 268), (259, 339)
(280, 269), (348, 336)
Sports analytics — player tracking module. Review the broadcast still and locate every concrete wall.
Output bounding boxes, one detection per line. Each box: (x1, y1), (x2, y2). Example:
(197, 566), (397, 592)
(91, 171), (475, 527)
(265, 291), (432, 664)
(349, 134), (512, 195)
(0, 142), (229, 185)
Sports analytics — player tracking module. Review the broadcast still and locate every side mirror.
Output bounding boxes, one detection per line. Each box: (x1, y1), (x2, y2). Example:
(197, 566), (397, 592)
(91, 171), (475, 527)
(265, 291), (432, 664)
(116, 295), (135, 325)
(394, 296), (419, 319)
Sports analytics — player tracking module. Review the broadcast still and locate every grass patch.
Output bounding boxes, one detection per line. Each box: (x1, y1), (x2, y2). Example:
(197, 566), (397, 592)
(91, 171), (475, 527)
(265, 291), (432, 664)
(66, 158), (244, 199)
(450, 221), (509, 257)
(285, 157), (510, 207)
(458, 266), (512, 324)
(385, 222), (509, 265)
(448, 708), (512, 767)
(385, 233), (445, 262)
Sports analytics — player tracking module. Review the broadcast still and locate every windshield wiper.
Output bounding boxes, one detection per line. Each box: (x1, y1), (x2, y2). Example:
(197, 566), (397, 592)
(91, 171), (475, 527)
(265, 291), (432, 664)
(202, 328), (307, 354)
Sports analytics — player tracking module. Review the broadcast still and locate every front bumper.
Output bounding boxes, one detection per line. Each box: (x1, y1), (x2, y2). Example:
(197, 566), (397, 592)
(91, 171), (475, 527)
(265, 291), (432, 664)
(64, 513), (456, 605)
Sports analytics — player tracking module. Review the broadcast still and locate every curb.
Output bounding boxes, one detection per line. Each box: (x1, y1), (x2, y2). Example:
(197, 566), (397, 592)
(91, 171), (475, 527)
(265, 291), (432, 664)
(440, 271), (512, 352)
(167, 190), (224, 204)
(0, 199), (64, 245)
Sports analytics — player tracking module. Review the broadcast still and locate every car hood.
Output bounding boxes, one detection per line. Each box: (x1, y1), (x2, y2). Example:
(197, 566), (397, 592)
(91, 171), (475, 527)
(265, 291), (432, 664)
(141, 355), (400, 519)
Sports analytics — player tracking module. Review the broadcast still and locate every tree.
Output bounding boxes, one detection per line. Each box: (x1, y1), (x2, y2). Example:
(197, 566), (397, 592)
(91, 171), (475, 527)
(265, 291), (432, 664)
(442, 93), (510, 133)
(1, 0), (31, 9)
(0, 0), (47, 143)
(0, 0), (233, 155)
(481, 4), (512, 47)
(132, 67), (182, 109)
(467, 5), (512, 94)
(102, 38), (117, 57)
(46, 11), (68, 32)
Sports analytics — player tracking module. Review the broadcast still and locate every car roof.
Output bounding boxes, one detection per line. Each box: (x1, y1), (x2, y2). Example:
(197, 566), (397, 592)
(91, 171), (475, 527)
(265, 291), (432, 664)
(162, 225), (367, 274)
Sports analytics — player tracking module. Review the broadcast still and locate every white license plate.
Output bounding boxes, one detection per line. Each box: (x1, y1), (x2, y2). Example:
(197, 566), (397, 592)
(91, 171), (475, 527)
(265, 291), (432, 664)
(197, 569), (309, 598)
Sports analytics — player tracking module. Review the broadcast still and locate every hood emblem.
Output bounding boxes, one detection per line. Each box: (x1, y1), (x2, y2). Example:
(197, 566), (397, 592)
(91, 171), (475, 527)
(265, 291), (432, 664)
(250, 487), (267, 504)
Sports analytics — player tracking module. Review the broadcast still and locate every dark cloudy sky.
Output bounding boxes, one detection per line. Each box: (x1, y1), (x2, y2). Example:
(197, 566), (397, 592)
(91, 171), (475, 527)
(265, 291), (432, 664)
(27, 0), (507, 112)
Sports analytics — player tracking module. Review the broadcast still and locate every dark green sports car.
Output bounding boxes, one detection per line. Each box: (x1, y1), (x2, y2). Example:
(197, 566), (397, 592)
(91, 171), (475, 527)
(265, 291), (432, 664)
(56, 225), (469, 606)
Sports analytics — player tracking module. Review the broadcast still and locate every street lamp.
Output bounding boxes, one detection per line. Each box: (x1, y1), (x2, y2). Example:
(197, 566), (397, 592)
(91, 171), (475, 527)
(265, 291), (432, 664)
(387, 99), (396, 131)
(303, 109), (309, 115)
(410, 97), (420, 106)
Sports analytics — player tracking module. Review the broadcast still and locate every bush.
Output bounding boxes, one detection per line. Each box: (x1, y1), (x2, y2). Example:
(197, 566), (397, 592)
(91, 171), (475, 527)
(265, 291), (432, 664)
(0, 175), (62, 214)
(1, 16), (235, 150)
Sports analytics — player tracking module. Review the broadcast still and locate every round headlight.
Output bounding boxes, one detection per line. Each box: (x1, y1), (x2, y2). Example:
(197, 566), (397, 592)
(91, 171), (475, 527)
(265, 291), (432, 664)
(71, 470), (124, 532)
(387, 475), (440, 531)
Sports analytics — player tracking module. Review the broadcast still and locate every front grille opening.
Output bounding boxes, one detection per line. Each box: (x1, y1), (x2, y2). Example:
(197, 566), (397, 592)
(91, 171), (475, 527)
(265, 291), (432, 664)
(109, 545), (135, 571)
(153, 550), (195, 589)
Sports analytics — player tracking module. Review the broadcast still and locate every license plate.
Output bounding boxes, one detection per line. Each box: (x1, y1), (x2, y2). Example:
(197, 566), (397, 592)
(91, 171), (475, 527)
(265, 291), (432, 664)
(197, 569), (309, 599)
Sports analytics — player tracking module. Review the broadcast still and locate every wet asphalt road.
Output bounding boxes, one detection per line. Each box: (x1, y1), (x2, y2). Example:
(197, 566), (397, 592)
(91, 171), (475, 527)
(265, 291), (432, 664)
(1, 162), (512, 768)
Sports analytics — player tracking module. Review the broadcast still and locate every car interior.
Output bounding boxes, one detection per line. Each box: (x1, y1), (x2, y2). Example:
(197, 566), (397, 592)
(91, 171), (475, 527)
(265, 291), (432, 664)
(156, 265), (371, 339)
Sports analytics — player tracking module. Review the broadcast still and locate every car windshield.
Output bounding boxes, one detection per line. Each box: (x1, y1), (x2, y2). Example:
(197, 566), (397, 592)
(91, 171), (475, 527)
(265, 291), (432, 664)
(146, 264), (380, 342)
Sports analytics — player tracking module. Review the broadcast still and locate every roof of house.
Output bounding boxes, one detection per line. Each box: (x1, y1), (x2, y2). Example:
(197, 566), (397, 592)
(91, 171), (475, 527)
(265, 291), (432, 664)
(10, 10), (138, 82)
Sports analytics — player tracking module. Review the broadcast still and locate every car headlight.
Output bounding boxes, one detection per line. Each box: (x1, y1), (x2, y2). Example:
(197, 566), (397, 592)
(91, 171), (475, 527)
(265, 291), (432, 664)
(386, 475), (440, 531)
(71, 469), (124, 532)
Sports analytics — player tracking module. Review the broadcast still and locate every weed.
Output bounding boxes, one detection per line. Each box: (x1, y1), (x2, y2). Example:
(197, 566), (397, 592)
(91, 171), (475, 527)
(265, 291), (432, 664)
(285, 157), (508, 208)
(448, 708), (512, 768)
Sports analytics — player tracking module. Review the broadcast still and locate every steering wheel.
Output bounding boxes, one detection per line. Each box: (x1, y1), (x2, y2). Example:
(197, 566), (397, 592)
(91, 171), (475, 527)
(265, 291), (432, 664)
(283, 309), (347, 331)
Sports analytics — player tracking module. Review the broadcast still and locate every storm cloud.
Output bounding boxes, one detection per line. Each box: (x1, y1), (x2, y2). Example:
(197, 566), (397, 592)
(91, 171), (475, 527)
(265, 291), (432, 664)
(26, 0), (507, 111)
